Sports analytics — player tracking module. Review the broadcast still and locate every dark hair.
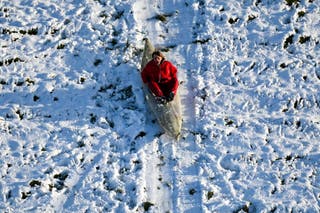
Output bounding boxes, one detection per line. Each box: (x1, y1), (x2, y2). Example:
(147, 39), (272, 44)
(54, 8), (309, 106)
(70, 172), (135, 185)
(152, 50), (165, 59)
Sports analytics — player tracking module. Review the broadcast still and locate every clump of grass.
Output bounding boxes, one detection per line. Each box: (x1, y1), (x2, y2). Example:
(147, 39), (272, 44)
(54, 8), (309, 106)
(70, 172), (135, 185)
(0, 57), (24, 66)
(89, 113), (97, 124)
(224, 118), (234, 126)
(29, 180), (41, 187)
(155, 14), (167, 22)
(207, 191), (214, 200)
(297, 10), (306, 18)
(2, 28), (38, 35)
(142, 201), (154, 211)
(189, 188), (197, 195)
(99, 12), (109, 19)
(152, 12), (176, 23)
(53, 171), (69, 181)
(283, 34), (294, 49)
(228, 17), (239, 24)
(94, 59), (102, 66)
(0, 79), (7, 85)
(192, 38), (211, 44)
(280, 63), (287, 69)
(299, 35), (311, 44)
(57, 43), (65, 49)
(248, 14), (257, 22)
(25, 78), (35, 85)
(235, 203), (251, 213)
(255, 0), (262, 6)
(33, 95), (40, 102)
(135, 131), (146, 139)
(21, 191), (31, 199)
(15, 109), (24, 120)
(27, 28), (38, 35)
(285, 0), (300, 6)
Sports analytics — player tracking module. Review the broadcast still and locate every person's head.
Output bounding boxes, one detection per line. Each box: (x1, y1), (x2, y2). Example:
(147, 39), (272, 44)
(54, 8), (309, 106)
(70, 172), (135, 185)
(152, 50), (165, 65)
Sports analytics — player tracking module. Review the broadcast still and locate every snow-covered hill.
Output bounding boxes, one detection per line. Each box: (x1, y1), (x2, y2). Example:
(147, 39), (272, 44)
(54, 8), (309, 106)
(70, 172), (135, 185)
(1, 0), (319, 212)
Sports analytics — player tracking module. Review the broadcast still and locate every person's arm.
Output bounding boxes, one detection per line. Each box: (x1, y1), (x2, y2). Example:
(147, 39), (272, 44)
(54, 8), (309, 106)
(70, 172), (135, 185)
(148, 81), (164, 97)
(141, 67), (148, 83)
(142, 63), (164, 97)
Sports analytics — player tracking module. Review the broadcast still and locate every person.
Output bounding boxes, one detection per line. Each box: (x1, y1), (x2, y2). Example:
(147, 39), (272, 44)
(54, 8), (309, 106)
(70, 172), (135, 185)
(141, 50), (179, 104)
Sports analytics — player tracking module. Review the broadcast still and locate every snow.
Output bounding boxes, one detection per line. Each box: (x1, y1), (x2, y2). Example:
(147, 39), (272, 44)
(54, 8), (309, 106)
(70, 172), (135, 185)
(1, 0), (320, 212)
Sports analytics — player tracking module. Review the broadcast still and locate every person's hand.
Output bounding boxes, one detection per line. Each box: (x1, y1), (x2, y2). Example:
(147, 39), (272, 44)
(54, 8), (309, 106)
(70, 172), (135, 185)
(166, 92), (175, 102)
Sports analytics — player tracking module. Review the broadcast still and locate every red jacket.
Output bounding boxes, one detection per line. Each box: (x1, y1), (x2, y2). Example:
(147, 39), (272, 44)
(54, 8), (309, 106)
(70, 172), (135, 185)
(141, 59), (179, 97)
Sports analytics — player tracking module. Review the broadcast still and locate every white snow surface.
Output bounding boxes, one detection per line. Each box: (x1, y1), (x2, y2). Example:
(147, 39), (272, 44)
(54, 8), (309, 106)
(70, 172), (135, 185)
(1, 0), (320, 212)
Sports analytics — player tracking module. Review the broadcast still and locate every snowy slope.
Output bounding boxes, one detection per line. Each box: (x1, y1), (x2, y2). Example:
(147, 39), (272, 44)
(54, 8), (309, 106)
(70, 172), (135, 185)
(1, 0), (320, 212)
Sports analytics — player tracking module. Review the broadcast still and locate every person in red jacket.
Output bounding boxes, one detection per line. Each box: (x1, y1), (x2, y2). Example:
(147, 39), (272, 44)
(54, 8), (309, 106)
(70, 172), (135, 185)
(141, 50), (179, 104)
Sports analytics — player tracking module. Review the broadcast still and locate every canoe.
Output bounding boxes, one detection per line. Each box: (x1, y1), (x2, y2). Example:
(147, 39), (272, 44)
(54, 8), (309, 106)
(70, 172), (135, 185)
(140, 38), (182, 139)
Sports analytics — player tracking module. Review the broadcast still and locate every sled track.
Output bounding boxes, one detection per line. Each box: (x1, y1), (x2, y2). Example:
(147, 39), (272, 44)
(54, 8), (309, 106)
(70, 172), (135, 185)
(132, 0), (206, 211)
(133, 0), (180, 211)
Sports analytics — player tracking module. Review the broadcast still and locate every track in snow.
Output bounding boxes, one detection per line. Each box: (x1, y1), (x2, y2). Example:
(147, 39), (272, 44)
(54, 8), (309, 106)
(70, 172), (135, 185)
(132, 0), (179, 211)
(132, 0), (205, 212)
